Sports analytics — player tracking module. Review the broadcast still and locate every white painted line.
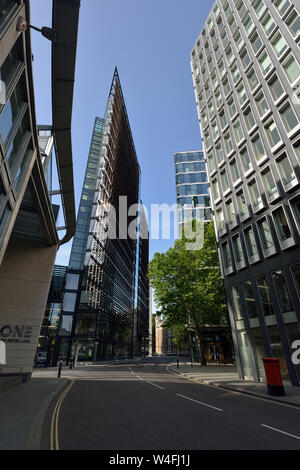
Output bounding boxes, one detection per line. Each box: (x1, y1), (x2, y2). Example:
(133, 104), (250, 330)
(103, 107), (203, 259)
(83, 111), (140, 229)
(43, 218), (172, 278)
(129, 367), (144, 381)
(176, 393), (223, 412)
(261, 424), (300, 441)
(147, 381), (165, 390)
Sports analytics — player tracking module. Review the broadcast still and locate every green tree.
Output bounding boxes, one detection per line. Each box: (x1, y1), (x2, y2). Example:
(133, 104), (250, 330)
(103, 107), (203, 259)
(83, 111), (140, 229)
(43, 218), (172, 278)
(148, 220), (228, 365)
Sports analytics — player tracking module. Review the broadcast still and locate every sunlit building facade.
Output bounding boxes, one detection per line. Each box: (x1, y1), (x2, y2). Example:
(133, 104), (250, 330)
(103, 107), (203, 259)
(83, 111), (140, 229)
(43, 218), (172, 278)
(46, 70), (149, 363)
(191, 0), (300, 385)
(174, 150), (212, 234)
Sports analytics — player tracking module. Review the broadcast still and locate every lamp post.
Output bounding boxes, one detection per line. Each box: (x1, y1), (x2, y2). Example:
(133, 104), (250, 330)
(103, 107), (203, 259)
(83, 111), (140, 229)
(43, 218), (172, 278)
(16, 16), (66, 45)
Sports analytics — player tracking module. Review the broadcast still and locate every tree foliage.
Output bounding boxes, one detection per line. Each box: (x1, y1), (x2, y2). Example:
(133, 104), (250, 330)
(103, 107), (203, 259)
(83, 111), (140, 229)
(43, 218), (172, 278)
(148, 220), (228, 362)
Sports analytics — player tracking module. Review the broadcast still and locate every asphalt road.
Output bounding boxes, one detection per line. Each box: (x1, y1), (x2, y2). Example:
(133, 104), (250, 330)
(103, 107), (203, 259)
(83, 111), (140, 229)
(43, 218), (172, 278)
(40, 363), (300, 450)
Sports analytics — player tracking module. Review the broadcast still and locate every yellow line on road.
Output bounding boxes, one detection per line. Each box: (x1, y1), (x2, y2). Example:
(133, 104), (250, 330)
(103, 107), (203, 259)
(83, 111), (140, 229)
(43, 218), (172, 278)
(50, 380), (74, 450)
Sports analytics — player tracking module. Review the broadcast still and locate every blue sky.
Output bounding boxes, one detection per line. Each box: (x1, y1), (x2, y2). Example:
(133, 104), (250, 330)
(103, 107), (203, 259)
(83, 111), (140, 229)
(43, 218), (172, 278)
(30, 0), (215, 265)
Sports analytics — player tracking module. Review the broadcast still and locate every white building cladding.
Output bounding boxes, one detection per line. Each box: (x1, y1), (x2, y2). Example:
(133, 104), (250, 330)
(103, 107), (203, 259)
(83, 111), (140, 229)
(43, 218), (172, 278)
(191, 0), (300, 386)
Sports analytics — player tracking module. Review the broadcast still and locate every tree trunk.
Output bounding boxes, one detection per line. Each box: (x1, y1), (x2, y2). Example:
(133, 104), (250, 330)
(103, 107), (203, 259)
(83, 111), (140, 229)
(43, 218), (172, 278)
(193, 323), (207, 366)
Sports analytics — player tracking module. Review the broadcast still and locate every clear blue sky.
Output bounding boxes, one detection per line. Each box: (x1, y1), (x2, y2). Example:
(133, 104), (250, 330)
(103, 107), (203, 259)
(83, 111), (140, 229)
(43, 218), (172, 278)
(30, 0), (214, 265)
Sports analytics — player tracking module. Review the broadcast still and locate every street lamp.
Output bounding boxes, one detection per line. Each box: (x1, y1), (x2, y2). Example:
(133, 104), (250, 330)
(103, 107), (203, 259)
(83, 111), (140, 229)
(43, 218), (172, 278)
(16, 16), (66, 46)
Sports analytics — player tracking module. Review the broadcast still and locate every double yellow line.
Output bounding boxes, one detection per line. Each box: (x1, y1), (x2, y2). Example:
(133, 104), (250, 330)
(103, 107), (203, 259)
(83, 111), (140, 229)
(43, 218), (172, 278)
(50, 380), (74, 450)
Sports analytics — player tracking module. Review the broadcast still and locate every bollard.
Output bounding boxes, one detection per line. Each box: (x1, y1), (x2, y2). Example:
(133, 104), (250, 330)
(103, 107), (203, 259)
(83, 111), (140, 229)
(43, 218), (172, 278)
(177, 358), (179, 369)
(57, 359), (63, 378)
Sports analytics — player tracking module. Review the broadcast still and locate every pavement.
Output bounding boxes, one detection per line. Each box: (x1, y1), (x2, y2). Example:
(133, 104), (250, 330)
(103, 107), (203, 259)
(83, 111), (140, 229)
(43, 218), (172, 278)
(167, 362), (300, 407)
(1, 360), (300, 450)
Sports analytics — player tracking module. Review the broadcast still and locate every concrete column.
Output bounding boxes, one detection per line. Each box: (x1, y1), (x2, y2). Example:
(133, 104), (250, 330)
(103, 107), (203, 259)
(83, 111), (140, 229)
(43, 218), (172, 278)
(0, 236), (57, 381)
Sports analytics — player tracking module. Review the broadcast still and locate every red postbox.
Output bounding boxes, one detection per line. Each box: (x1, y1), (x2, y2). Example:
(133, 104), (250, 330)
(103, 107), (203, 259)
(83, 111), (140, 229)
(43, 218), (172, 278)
(262, 358), (285, 396)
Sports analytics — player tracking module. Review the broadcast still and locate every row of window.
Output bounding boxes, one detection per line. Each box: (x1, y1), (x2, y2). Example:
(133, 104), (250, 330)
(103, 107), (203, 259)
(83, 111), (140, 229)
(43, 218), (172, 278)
(221, 198), (300, 274)
(176, 171), (207, 185)
(193, 0), (298, 64)
(174, 153), (204, 164)
(175, 161), (206, 174)
(178, 207), (212, 224)
(210, 143), (299, 209)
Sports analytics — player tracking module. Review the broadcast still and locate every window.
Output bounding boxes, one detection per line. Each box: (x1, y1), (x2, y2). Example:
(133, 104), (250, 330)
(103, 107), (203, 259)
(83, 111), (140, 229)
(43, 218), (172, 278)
(219, 109), (228, 129)
(232, 235), (244, 264)
(255, 91), (269, 117)
(258, 218), (274, 250)
(286, 9), (300, 38)
(261, 12), (276, 36)
(226, 46), (235, 66)
(244, 227), (258, 257)
(258, 51), (273, 76)
(234, 30), (244, 51)
(228, 97), (237, 118)
(211, 72), (218, 90)
(229, 15), (238, 34)
(237, 83), (247, 105)
(243, 14), (255, 36)
(0, 76), (26, 145)
(248, 179), (263, 210)
(215, 89), (223, 108)
(256, 276), (275, 316)
(250, 31), (263, 54)
(58, 315), (73, 336)
(222, 77), (231, 97)
(65, 274), (80, 291)
(216, 207), (225, 231)
(212, 119), (220, 140)
(283, 53), (300, 84)
(273, 206), (292, 242)
(231, 286), (243, 320)
(276, 153), (297, 187)
(230, 158), (240, 183)
(247, 68), (259, 91)
(252, 134), (265, 162)
(265, 120), (282, 148)
(271, 31), (288, 58)
(273, 0), (291, 16)
(268, 74), (285, 101)
(215, 143), (224, 165)
(225, 132), (233, 154)
(253, 0), (266, 18)
(261, 167), (278, 199)
(291, 197), (300, 230)
(231, 63), (241, 83)
(226, 199), (236, 226)
(208, 101), (215, 118)
(244, 106), (256, 131)
(240, 146), (253, 173)
(63, 293), (77, 312)
(233, 119), (245, 143)
(222, 242), (232, 269)
(220, 169), (230, 193)
(201, 111), (208, 128)
(237, 0), (247, 19)
(237, 190), (249, 217)
(207, 151), (215, 174)
(211, 178), (220, 201)
(204, 130), (211, 149)
(0, 0), (16, 27)
(272, 270), (295, 315)
(279, 102), (299, 133)
(240, 48), (251, 69)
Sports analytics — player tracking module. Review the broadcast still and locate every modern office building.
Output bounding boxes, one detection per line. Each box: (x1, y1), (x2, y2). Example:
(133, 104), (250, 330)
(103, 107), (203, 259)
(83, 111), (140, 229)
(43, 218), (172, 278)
(43, 69), (149, 363)
(191, 0), (300, 385)
(0, 0), (79, 383)
(174, 150), (212, 234)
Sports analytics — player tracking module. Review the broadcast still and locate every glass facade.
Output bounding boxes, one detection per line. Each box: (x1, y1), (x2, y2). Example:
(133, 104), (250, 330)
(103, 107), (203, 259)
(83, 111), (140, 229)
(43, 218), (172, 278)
(40, 72), (149, 363)
(191, 0), (300, 385)
(174, 151), (212, 233)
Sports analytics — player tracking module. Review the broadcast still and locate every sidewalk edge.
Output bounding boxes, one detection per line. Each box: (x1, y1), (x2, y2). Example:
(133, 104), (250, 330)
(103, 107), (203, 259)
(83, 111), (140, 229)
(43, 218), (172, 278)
(167, 365), (300, 409)
(24, 378), (70, 450)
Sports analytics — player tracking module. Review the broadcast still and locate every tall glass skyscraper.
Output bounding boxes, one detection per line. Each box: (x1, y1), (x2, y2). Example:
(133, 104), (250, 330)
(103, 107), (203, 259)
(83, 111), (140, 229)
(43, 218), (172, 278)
(174, 150), (212, 233)
(191, 0), (300, 386)
(43, 70), (149, 363)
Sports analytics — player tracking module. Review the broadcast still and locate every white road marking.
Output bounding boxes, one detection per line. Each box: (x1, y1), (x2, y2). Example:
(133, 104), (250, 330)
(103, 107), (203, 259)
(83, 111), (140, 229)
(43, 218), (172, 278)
(176, 393), (223, 412)
(147, 381), (165, 390)
(129, 367), (144, 380)
(261, 424), (300, 441)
